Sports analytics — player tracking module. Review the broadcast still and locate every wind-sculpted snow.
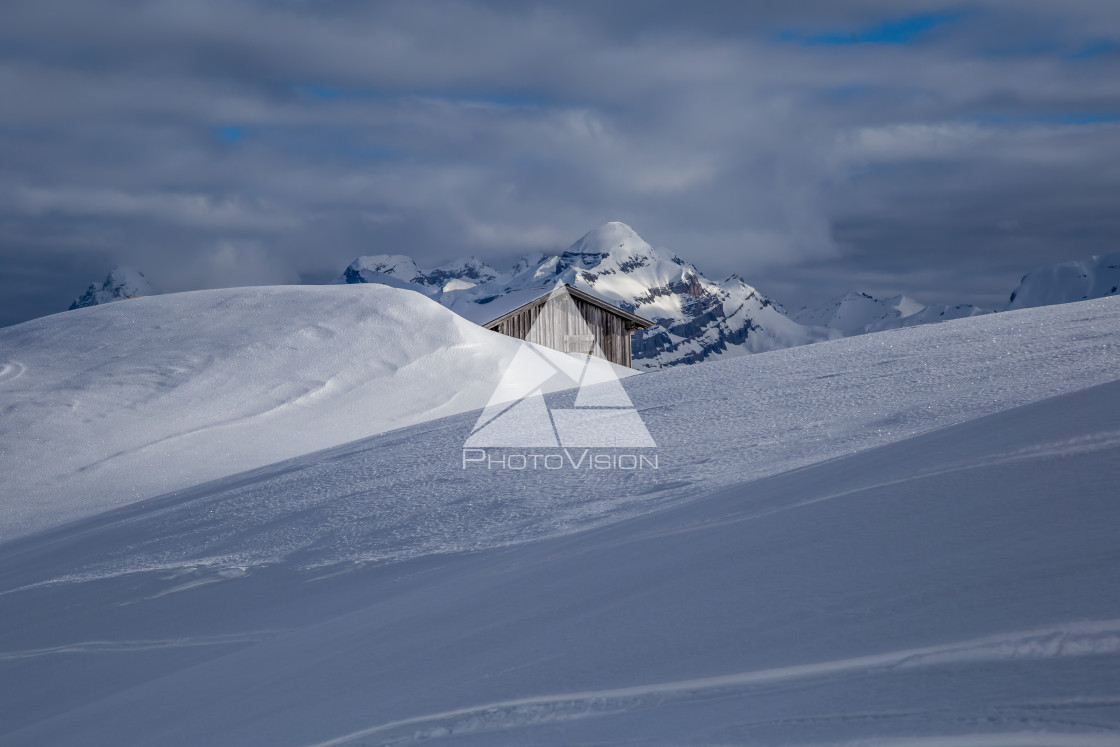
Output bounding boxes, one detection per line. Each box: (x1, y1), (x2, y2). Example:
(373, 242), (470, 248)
(0, 284), (632, 541)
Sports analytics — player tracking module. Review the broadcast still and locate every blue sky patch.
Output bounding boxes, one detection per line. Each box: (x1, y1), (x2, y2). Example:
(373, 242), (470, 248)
(1064, 40), (1119, 60)
(777, 12), (962, 46)
(215, 125), (244, 144)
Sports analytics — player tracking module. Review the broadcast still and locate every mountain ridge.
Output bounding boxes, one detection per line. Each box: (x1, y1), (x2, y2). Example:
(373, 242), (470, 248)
(1007, 250), (1120, 310)
(337, 222), (834, 369)
(794, 290), (990, 336)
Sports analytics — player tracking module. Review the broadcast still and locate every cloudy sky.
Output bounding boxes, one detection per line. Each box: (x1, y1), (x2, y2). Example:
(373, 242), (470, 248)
(2, 0), (1119, 326)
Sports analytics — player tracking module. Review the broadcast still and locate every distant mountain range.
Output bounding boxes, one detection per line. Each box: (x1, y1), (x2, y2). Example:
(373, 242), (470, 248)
(69, 227), (1120, 368)
(334, 222), (829, 369)
(793, 292), (989, 337)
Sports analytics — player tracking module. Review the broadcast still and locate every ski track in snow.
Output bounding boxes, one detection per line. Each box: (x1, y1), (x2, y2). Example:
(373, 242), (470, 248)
(0, 629), (293, 660)
(0, 557), (253, 597)
(305, 620), (1120, 746)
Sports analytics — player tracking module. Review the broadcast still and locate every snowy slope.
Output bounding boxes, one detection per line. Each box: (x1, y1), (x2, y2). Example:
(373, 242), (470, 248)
(68, 266), (161, 309)
(339, 222), (833, 369)
(1007, 250), (1120, 309)
(0, 285), (624, 542)
(1, 297), (1119, 745)
(795, 290), (989, 336)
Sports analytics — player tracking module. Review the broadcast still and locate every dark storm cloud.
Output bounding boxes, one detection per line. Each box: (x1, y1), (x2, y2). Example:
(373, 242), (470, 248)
(1, 0), (1119, 324)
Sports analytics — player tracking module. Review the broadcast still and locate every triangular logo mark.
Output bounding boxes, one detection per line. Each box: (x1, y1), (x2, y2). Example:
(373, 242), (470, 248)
(466, 388), (559, 447)
(466, 282), (656, 448)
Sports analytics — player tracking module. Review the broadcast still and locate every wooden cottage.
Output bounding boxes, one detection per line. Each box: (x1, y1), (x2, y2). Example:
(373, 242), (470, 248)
(474, 284), (653, 368)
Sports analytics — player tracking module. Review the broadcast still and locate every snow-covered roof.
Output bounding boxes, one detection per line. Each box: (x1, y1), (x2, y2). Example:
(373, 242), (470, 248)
(452, 287), (552, 325)
(454, 284), (654, 328)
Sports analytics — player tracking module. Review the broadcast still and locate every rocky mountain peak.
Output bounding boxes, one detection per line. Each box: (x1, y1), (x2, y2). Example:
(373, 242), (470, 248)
(70, 267), (161, 310)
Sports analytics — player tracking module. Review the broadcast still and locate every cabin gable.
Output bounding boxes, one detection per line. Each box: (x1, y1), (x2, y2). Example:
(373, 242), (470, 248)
(481, 285), (652, 368)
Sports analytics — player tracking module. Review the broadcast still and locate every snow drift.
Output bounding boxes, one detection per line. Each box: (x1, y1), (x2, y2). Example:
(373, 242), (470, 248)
(0, 284), (628, 541)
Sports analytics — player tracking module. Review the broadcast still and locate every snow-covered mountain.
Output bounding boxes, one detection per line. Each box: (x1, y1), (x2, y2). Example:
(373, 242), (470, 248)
(338, 222), (832, 369)
(795, 291), (990, 336)
(1006, 250), (1120, 310)
(69, 266), (161, 310)
(336, 255), (502, 294)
